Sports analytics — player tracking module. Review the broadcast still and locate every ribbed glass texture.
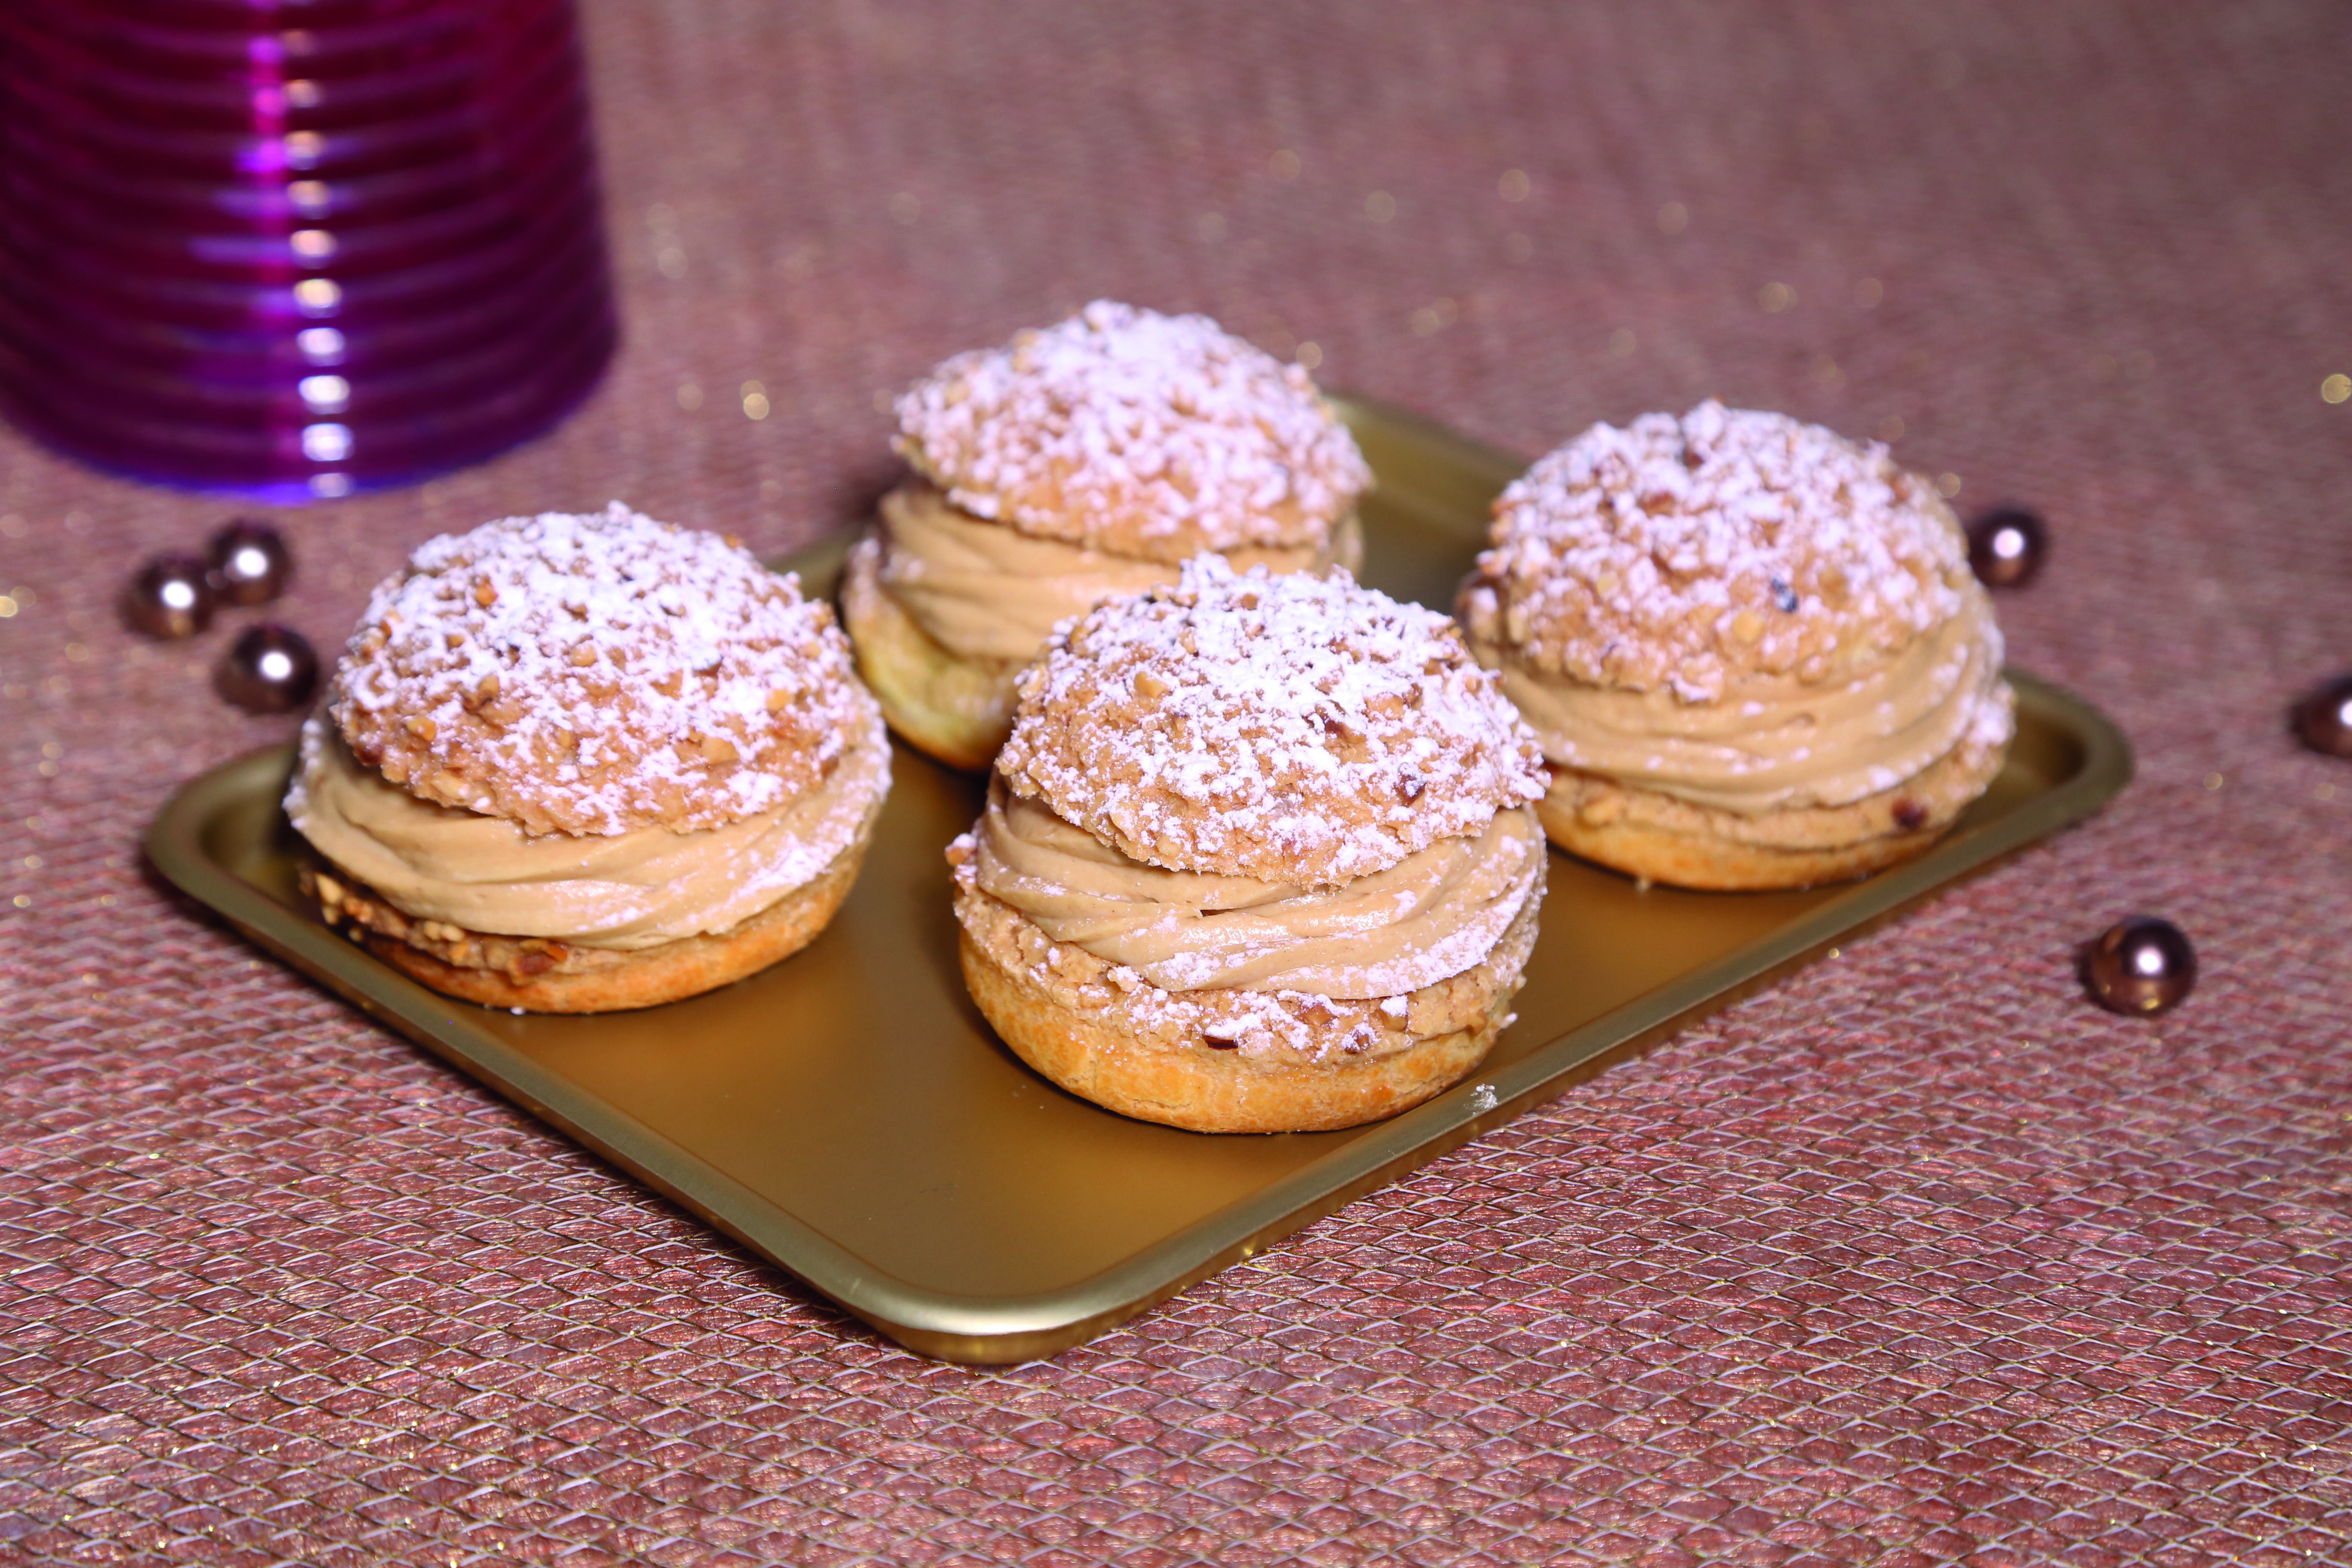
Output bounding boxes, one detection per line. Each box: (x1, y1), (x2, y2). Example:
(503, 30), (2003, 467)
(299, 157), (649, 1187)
(0, 0), (616, 500)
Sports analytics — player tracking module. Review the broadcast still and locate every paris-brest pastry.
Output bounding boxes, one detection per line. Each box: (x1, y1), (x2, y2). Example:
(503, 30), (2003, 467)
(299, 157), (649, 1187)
(1460, 401), (2014, 889)
(288, 503), (890, 1012)
(952, 556), (1548, 1133)
(842, 300), (1369, 769)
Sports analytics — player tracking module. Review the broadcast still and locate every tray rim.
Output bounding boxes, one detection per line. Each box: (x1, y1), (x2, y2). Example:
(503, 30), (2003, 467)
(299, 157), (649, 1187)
(143, 400), (2135, 1363)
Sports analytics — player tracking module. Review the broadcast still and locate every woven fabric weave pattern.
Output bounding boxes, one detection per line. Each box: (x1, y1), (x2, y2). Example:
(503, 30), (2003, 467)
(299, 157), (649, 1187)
(3, 3), (2349, 1564)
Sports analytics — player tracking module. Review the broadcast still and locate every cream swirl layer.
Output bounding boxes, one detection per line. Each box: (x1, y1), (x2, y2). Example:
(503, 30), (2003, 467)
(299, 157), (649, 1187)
(876, 481), (1354, 662)
(287, 707), (889, 949)
(1481, 590), (2008, 815)
(970, 779), (1543, 998)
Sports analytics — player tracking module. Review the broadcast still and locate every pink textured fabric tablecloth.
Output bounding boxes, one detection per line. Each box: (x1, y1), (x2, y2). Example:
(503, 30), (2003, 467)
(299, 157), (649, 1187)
(4, 3), (2348, 1563)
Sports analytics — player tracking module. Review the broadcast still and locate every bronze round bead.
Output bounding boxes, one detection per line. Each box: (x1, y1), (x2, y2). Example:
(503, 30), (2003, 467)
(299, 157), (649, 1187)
(216, 623), (319, 714)
(2082, 916), (2196, 1016)
(207, 518), (292, 606)
(1965, 506), (2048, 589)
(2291, 672), (2352, 760)
(124, 552), (218, 639)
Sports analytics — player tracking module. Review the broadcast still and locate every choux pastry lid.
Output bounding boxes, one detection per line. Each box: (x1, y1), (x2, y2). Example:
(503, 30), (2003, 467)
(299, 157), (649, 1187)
(1462, 401), (1980, 703)
(333, 502), (869, 838)
(997, 555), (1544, 887)
(893, 301), (1371, 565)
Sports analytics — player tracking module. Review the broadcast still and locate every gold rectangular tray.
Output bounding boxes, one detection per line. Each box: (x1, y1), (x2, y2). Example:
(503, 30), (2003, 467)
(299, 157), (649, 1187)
(146, 398), (2131, 1364)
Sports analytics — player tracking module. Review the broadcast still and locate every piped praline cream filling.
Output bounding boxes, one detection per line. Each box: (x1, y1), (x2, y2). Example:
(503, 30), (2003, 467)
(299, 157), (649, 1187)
(876, 480), (1355, 662)
(970, 778), (1543, 998)
(287, 709), (889, 950)
(1481, 590), (2009, 815)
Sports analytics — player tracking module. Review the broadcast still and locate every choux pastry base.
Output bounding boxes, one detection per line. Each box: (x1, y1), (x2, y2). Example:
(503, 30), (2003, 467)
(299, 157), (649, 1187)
(839, 535), (1020, 772)
(1535, 734), (2004, 891)
(959, 929), (1507, 1133)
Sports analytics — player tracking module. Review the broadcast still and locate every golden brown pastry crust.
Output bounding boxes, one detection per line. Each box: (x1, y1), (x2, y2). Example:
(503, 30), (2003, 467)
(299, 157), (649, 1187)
(952, 860), (1536, 1133)
(998, 558), (1546, 885)
(1461, 401), (1974, 704)
(300, 793), (879, 1012)
(894, 301), (1369, 565)
(334, 503), (866, 837)
(838, 529), (1023, 772)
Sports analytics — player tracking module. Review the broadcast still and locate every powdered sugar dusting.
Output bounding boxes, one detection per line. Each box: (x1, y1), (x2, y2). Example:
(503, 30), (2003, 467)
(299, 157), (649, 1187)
(894, 301), (1371, 564)
(335, 503), (867, 837)
(1462, 401), (1972, 702)
(998, 556), (1546, 885)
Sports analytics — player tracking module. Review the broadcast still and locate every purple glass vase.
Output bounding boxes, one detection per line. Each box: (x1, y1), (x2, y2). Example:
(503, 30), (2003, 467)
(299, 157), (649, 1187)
(0, 0), (616, 501)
